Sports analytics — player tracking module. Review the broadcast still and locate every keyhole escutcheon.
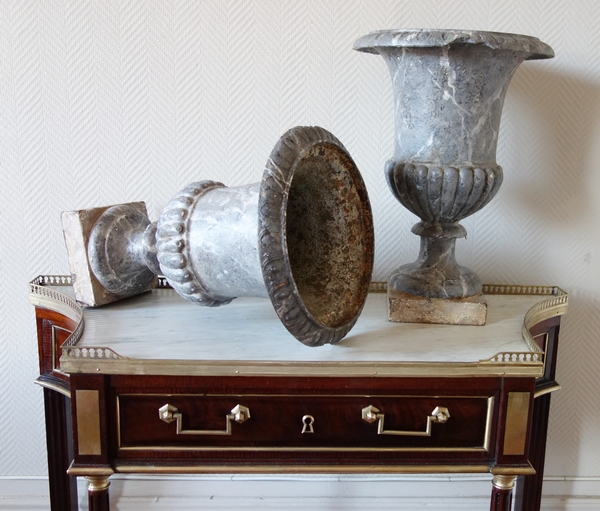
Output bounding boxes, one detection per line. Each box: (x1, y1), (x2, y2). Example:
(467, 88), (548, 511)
(301, 415), (315, 434)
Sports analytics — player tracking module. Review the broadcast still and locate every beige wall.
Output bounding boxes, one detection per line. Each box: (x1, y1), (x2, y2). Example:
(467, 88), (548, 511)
(0, 0), (598, 497)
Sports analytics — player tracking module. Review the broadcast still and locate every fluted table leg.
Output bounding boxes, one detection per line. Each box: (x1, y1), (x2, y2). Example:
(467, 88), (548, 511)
(85, 475), (111, 511)
(43, 389), (78, 511)
(491, 475), (517, 511)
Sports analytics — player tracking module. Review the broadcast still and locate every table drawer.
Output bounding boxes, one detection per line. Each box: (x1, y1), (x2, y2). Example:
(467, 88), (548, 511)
(117, 393), (493, 453)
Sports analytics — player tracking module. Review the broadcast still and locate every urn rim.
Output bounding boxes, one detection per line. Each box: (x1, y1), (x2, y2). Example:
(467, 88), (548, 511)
(259, 126), (375, 347)
(353, 28), (554, 60)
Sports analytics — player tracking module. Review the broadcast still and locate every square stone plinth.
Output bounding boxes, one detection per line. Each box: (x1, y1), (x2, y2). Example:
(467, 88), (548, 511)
(388, 287), (488, 326)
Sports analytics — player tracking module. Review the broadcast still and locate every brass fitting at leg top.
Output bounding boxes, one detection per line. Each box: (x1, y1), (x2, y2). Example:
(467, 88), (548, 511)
(85, 475), (111, 492)
(492, 474), (517, 491)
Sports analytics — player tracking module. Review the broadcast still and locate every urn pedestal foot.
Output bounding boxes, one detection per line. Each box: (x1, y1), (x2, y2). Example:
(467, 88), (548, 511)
(387, 287), (487, 326)
(61, 201), (157, 307)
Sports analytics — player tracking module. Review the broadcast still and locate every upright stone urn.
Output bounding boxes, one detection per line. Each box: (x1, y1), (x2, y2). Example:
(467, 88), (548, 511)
(62, 126), (374, 347)
(354, 29), (554, 325)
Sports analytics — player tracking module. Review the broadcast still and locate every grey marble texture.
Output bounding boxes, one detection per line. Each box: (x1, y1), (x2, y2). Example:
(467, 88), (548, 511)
(354, 29), (554, 299)
(81, 126), (374, 346)
(87, 204), (156, 297)
(353, 29), (554, 58)
(156, 127), (375, 347)
(187, 182), (266, 301)
(389, 236), (482, 299)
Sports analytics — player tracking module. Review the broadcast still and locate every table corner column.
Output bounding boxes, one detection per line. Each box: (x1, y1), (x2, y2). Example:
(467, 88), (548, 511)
(491, 474), (517, 511)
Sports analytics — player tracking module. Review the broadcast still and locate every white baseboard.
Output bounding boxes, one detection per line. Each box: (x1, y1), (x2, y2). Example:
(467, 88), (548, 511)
(1, 474), (599, 510)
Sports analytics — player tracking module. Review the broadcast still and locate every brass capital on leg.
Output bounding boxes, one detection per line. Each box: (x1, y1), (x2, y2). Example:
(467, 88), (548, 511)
(85, 475), (111, 492)
(492, 474), (517, 491)
(84, 473), (111, 511)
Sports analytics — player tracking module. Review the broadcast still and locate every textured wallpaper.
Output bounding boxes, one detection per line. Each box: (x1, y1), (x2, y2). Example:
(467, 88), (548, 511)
(1, 0), (599, 480)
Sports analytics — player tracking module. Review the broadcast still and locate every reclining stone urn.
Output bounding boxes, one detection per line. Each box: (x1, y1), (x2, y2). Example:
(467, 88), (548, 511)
(62, 126), (374, 347)
(354, 29), (554, 325)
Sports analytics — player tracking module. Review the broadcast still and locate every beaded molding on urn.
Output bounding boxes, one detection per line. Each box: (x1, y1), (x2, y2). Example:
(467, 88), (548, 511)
(386, 162), (503, 229)
(155, 181), (233, 307)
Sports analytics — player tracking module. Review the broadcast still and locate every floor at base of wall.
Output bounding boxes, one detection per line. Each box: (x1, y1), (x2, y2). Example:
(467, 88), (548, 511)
(1, 475), (599, 510)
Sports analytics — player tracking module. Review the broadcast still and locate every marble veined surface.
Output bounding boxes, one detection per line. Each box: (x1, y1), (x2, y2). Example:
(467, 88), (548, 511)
(75, 289), (544, 364)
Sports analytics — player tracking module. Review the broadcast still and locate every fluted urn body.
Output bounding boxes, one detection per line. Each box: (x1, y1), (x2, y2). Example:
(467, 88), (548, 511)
(354, 29), (553, 300)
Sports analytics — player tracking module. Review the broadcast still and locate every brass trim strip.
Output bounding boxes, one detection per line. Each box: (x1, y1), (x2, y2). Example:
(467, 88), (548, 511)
(51, 325), (71, 376)
(534, 385), (562, 399)
(34, 378), (71, 398)
(117, 395), (122, 449)
(533, 332), (549, 377)
(503, 392), (531, 456)
(118, 392), (495, 399)
(62, 357), (544, 378)
(117, 394), (493, 453)
(534, 333), (549, 354)
(483, 396), (494, 452)
(114, 464), (495, 475)
(491, 463), (535, 476)
(117, 445), (489, 453)
(67, 465), (114, 477)
(76, 389), (102, 456)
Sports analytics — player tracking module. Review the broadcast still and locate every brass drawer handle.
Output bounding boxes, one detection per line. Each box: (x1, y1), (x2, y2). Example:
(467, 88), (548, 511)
(362, 405), (450, 436)
(158, 403), (250, 435)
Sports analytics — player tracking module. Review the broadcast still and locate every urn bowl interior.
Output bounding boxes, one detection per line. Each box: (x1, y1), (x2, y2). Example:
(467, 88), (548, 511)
(285, 143), (373, 329)
(259, 126), (374, 346)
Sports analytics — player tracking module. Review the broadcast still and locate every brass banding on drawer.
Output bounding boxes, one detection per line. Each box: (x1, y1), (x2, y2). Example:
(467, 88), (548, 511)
(116, 393), (494, 453)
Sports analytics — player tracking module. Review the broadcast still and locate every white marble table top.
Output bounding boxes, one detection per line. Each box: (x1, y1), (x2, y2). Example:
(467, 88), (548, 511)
(55, 288), (551, 377)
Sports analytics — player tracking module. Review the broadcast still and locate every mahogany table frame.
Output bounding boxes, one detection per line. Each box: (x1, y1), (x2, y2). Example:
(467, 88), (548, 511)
(30, 277), (565, 511)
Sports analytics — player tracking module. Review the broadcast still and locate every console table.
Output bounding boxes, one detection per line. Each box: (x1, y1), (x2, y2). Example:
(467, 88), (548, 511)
(30, 276), (567, 511)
